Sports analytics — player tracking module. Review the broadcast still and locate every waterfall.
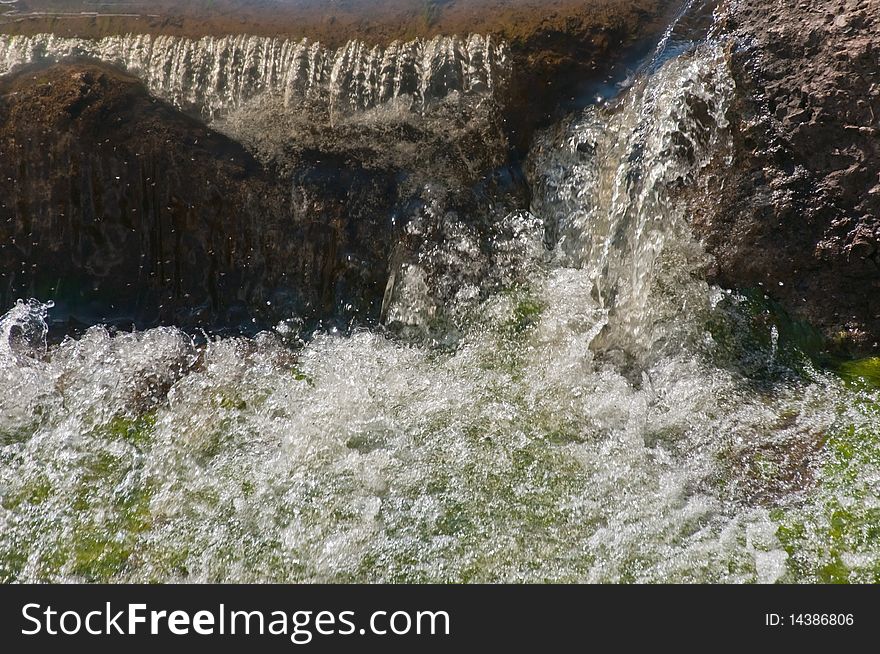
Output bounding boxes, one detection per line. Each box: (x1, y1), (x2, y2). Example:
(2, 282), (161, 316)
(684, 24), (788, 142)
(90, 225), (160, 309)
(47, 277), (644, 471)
(528, 44), (734, 359)
(0, 32), (509, 121)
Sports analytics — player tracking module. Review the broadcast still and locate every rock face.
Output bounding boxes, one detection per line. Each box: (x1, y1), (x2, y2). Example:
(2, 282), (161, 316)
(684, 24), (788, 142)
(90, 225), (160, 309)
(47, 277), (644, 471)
(695, 0), (880, 351)
(0, 60), (527, 335)
(0, 63), (401, 332)
(1, 2), (682, 336)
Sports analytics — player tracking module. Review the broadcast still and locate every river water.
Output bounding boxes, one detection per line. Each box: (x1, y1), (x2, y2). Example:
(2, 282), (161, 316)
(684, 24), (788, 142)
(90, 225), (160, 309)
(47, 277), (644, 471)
(1, 9), (879, 583)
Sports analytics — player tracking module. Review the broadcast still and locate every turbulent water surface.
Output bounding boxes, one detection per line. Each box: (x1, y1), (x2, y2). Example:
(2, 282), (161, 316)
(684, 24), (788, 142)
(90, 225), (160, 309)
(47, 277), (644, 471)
(2, 14), (880, 583)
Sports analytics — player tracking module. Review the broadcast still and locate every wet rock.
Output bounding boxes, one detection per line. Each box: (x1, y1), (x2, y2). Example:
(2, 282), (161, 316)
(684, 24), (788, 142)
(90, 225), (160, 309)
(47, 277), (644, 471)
(0, 2), (687, 338)
(0, 60), (530, 336)
(0, 1), (682, 152)
(693, 0), (880, 352)
(0, 63), (400, 333)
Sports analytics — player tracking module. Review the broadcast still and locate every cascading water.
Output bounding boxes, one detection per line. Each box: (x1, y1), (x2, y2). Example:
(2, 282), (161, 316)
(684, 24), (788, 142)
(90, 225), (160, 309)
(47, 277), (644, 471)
(0, 33), (508, 122)
(2, 25), (880, 584)
(530, 44), (733, 360)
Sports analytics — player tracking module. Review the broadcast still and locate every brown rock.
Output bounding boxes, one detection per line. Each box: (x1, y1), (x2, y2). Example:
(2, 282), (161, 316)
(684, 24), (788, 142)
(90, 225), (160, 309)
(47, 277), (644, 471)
(0, 63), (401, 332)
(693, 0), (880, 353)
(0, 1), (682, 151)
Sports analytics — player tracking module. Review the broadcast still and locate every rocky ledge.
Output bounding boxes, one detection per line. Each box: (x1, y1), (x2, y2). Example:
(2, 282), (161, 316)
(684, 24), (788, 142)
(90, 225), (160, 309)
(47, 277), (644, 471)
(0, 1), (684, 335)
(2, 1), (880, 352)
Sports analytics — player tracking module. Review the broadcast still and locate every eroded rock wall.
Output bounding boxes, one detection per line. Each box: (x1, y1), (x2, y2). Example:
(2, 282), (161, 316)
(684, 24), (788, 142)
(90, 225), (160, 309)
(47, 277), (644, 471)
(695, 0), (880, 351)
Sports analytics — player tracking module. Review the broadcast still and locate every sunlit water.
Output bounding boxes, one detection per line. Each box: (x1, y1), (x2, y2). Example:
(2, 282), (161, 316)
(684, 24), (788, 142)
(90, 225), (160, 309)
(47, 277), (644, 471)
(2, 33), (880, 583)
(0, 33), (508, 122)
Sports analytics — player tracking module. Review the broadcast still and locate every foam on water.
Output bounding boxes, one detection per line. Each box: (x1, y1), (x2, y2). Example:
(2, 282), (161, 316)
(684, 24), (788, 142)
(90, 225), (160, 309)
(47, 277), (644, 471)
(2, 42), (880, 583)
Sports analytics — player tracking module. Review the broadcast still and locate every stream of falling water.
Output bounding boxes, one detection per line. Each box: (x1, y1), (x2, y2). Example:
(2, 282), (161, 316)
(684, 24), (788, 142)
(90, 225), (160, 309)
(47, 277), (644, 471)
(0, 33), (508, 121)
(2, 35), (880, 583)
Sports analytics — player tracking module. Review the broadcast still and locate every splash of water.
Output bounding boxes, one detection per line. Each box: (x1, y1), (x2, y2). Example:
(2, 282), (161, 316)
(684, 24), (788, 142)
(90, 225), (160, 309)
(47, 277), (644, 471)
(529, 45), (733, 360)
(0, 298), (51, 362)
